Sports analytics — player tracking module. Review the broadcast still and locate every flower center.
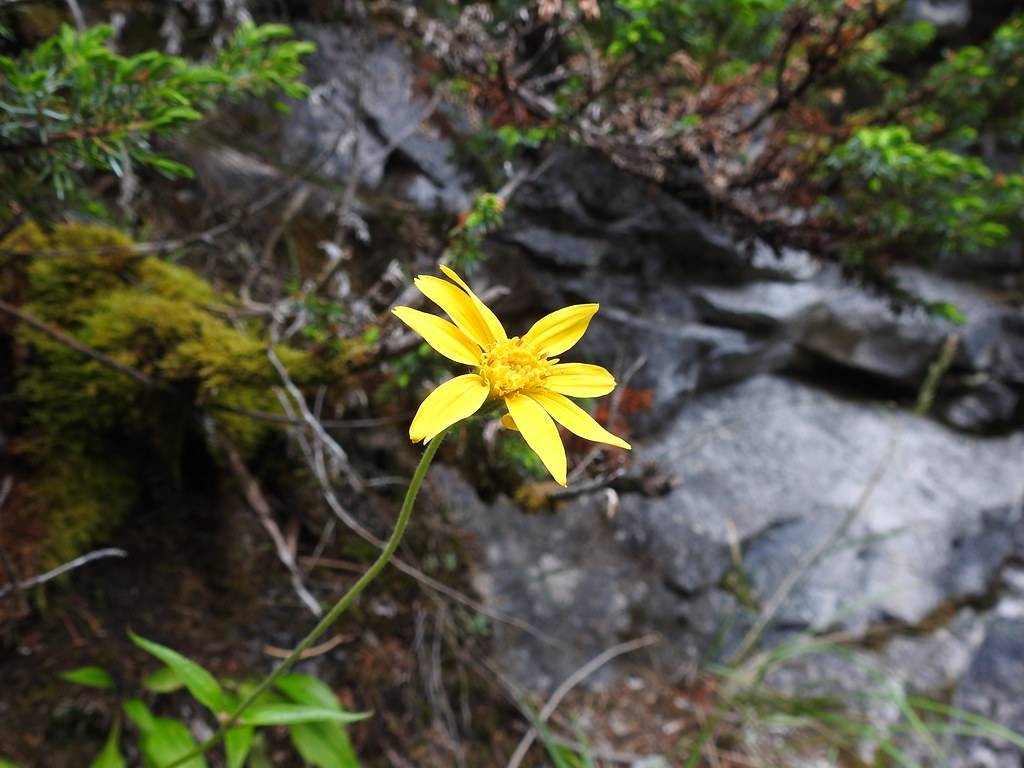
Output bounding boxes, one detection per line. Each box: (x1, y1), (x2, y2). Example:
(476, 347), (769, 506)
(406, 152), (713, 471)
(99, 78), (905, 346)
(478, 336), (551, 398)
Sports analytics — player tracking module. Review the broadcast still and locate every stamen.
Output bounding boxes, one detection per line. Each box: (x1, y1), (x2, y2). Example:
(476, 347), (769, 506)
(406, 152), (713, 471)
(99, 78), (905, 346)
(477, 336), (552, 398)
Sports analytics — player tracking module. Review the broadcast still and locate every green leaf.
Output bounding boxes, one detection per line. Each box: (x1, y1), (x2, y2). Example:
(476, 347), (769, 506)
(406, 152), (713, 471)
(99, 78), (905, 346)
(289, 723), (360, 768)
(145, 156), (194, 179)
(142, 666), (184, 694)
(0, 759), (21, 767)
(274, 674), (340, 709)
(275, 676), (361, 767)
(140, 718), (207, 768)
(149, 107), (202, 127)
(225, 726), (254, 768)
(240, 704), (371, 727)
(89, 719), (126, 768)
(928, 301), (967, 326)
(123, 699), (156, 733)
(245, 735), (274, 768)
(60, 666), (115, 689)
(125, 699), (206, 767)
(129, 633), (225, 714)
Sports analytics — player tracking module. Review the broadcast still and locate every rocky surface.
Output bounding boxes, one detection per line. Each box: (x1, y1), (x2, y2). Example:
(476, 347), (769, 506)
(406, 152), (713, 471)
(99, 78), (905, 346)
(437, 376), (1023, 679)
(261, 25), (1024, 761)
(209, 23), (1024, 762)
(286, 24), (471, 214)
(454, 148), (1024, 761)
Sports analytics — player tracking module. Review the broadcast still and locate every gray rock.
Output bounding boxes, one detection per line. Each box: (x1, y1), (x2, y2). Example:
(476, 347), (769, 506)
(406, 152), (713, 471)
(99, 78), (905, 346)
(691, 281), (826, 332)
(435, 374), (1024, 693)
(953, 615), (1024, 767)
(504, 226), (610, 269)
(633, 375), (1023, 635)
(284, 25), (469, 212)
(940, 504), (1024, 601)
(506, 148), (741, 278)
(799, 283), (948, 386)
(943, 381), (1021, 431)
(685, 267), (964, 387)
(432, 465), (654, 691)
(883, 608), (987, 695)
(894, 266), (1001, 324)
(579, 307), (793, 432)
(962, 312), (1024, 385)
(905, 0), (970, 30)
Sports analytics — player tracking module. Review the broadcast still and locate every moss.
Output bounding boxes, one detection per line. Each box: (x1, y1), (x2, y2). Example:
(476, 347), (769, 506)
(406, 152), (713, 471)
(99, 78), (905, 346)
(136, 258), (218, 305)
(2, 222), (352, 567)
(2, 222), (138, 326)
(32, 449), (138, 570)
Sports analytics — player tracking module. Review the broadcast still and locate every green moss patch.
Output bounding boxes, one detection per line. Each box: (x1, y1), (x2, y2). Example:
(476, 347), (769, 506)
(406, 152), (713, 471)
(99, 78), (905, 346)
(1, 222), (351, 568)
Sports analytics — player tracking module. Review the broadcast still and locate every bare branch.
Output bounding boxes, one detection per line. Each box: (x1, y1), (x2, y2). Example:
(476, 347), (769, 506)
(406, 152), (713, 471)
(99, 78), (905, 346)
(212, 424), (322, 617)
(267, 346), (364, 491)
(310, 91), (441, 297)
(0, 548), (127, 599)
(263, 632), (351, 659)
(0, 299), (158, 389)
(505, 634), (660, 768)
(209, 403), (412, 429)
(64, 0), (85, 31)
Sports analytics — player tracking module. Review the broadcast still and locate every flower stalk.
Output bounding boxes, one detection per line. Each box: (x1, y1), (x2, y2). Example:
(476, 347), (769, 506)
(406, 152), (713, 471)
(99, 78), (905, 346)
(162, 428), (449, 768)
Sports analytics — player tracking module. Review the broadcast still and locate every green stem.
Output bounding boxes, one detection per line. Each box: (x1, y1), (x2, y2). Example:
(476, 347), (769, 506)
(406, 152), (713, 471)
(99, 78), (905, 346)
(162, 429), (449, 768)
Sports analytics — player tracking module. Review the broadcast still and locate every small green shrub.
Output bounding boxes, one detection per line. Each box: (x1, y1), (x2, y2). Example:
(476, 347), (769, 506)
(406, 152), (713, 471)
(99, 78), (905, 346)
(0, 22), (314, 219)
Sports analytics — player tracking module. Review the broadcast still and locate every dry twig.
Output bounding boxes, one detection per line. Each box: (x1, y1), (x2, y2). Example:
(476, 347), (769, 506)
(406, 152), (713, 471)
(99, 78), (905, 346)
(0, 299), (157, 388)
(505, 633), (660, 768)
(0, 548), (127, 599)
(212, 425), (322, 617)
(262, 632), (351, 659)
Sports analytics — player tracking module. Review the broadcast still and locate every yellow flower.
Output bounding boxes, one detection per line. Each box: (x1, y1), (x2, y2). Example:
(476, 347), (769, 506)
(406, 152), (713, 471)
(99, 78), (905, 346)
(393, 266), (631, 486)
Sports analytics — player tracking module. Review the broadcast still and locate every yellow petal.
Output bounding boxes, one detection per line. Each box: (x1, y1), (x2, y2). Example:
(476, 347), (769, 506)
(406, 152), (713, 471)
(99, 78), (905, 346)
(505, 393), (567, 486)
(439, 265), (507, 343)
(543, 363), (616, 397)
(392, 306), (481, 366)
(414, 275), (494, 347)
(409, 374), (490, 443)
(529, 390), (631, 450)
(500, 413), (519, 431)
(523, 304), (599, 357)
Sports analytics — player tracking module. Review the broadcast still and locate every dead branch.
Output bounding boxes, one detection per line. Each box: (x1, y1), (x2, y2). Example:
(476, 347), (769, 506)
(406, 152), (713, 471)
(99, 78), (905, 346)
(242, 184), (312, 301)
(310, 91), (442, 297)
(0, 299), (158, 389)
(211, 425), (322, 617)
(0, 547), (127, 599)
(504, 633), (660, 768)
(263, 632), (351, 659)
(267, 346), (364, 492)
(208, 402), (412, 429)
